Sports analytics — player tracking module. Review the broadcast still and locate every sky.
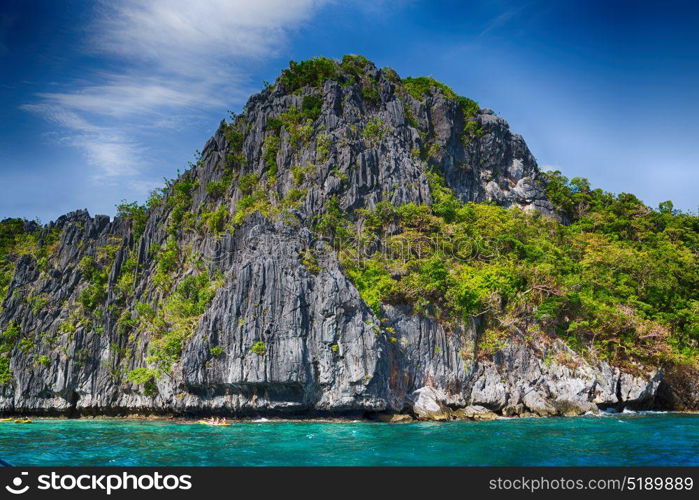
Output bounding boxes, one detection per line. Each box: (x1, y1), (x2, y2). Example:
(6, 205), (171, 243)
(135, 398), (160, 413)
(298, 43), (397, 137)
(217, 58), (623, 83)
(1, 0), (697, 222)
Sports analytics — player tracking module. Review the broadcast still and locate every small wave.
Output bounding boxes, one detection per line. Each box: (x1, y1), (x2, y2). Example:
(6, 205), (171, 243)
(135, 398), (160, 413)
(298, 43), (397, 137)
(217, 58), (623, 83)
(590, 408), (671, 418)
(253, 418), (269, 423)
(622, 408), (668, 415)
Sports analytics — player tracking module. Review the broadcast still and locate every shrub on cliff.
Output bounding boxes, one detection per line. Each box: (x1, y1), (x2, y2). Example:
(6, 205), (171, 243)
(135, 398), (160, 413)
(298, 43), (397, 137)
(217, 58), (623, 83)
(339, 171), (698, 369)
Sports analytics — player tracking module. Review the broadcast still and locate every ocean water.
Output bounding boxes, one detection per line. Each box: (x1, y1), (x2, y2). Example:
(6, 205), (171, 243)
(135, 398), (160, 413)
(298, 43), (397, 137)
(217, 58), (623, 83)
(1, 413), (697, 466)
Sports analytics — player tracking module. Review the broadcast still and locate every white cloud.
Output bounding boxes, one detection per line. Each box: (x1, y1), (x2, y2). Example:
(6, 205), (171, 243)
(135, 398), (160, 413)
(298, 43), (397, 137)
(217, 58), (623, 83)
(478, 2), (532, 39)
(23, 0), (329, 184)
(73, 137), (146, 179)
(22, 102), (147, 179)
(35, 77), (225, 118)
(93, 0), (325, 74)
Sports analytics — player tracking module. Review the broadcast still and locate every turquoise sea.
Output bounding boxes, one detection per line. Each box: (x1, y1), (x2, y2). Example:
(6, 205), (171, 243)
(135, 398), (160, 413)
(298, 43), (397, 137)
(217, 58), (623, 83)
(1, 413), (697, 466)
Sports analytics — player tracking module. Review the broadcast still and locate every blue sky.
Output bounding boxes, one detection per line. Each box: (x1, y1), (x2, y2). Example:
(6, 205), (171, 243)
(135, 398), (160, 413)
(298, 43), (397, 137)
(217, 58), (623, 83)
(1, 0), (697, 222)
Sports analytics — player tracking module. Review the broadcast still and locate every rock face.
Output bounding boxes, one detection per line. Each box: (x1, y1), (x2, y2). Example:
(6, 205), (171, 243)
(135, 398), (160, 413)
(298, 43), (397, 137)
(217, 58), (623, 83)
(656, 364), (699, 411)
(0, 57), (671, 418)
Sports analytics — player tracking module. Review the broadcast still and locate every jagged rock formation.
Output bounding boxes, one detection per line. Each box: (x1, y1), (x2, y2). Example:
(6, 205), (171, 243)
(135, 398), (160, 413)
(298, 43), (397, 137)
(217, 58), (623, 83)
(0, 56), (672, 418)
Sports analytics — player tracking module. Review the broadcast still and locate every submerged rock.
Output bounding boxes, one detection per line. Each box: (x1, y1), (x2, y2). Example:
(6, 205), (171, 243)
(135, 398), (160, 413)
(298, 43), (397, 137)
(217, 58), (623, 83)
(452, 405), (498, 421)
(374, 413), (415, 423)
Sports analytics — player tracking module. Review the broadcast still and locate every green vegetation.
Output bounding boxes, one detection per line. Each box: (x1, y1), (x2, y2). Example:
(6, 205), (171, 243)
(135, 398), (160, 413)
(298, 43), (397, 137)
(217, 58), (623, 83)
(116, 201), (149, 238)
(224, 122), (246, 152)
(1, 219), (61, 310)
(115, 253), (138, 299)
(339, 54), (372, 80)
(314, 197), (351, 241)
(138, 269), (224, 375)
(0, 322), (20, 353)
(262, 135), (281, 175)
(18, 336), (34, 353)
(152, 238), (180, 290)
(35, 354), (50, 367)
(0, 322), (21, 384)
(362, 85), (380, 105)
(338, 171), (699, 369)
(251, 341), (266, 355)
(316, 134), (331, 162)
(339, 55), (381, 101)
(382, 67), (400, 84)
(403, 76), (479, 116)
(27, 293), (49, 315)
(301, 94), (323, 121)
(277, 55), (387, 106)
(165, 174), (199, 236)
(238, 173), (260, 195)
(291, 164), (317, 186)
(206, 180), (227, 199)
(266, 116), (283, 134)
(363, 117), (387, 143)
(278, 55), (381, 105)
(77, 255), (109, 311)
(228, 157), (308, 227)
(278, 107), (313, 147)
(280, 57), (338, 92)
(209, 345), (224, 357)
(232, 189), (273, 226)
(300, 248), (321, 274)
(402, 76), (481, 143)
(126, 367), (158, 396)
(200, 205), (229, 234)
(0, 55), (695, 393)
(0, 356), (11, 385)
(127, 367), (157, 384)
(146, 187), (166, 210)
(281, 188), (307, 210)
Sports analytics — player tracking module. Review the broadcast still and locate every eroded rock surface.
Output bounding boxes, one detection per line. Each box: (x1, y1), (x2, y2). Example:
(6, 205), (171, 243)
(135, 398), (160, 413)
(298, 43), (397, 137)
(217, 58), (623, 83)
(0, 58), (677, 418)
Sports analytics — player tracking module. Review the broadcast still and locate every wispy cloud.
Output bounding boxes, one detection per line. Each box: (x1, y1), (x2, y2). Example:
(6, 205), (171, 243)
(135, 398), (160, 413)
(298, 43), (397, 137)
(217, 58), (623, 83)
(478, 2), (532, 39)
(22, 0), (328, 185)
(21, 101), (147, 180)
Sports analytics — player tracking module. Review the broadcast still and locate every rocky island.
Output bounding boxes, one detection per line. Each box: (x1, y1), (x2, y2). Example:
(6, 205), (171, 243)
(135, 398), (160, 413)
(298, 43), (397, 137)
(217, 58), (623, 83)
(1, 56), (697, 420)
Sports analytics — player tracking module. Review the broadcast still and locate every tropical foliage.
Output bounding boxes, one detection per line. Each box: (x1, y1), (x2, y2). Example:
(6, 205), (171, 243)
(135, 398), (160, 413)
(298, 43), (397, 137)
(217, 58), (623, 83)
(337, 171), (698, 369)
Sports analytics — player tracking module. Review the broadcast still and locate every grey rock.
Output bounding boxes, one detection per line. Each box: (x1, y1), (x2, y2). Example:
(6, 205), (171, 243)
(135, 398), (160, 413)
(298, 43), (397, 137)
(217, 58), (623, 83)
(452, 405), (498, 421)
(0, 58), (682, 418)
(411, 386), (452, 421)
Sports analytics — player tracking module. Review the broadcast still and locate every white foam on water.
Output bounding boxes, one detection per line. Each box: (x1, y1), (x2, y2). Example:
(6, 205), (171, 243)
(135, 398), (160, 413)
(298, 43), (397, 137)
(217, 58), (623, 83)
(253, 418), (269, 422)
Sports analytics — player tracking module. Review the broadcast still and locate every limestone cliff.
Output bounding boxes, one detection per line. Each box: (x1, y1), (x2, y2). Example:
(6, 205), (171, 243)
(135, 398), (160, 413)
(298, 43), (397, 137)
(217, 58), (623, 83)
(0, 57), (674, 418)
